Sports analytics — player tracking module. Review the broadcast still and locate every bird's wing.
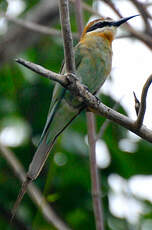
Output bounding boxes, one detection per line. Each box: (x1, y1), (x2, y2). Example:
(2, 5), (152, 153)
(38, 43), (83, 144)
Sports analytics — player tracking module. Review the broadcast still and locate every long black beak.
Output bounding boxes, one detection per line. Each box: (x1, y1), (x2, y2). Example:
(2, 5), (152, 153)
(112, 15), (139, 27)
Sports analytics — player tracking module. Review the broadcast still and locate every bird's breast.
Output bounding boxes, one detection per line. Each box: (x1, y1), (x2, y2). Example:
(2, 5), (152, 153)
(77, 35), (112, 93)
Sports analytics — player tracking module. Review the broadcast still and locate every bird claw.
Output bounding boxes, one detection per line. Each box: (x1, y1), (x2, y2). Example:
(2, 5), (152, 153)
(66, 73), (79, 82)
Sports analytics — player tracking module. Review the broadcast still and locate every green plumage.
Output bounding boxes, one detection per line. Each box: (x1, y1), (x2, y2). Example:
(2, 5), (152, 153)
(27, 35), (112, 180)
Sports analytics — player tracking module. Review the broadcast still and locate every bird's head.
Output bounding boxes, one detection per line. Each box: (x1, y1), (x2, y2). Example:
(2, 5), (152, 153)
(81, 15), (139, 43)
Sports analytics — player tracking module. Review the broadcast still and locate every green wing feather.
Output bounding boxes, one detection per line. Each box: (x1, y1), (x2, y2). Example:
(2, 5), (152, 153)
(38, 43), (83, 145)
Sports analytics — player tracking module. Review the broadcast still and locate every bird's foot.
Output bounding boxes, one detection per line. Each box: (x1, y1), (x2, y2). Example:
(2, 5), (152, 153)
(66, 73), (79, 83)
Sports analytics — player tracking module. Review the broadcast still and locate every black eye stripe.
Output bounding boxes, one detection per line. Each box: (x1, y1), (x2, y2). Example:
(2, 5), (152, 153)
(86, 21), (112, 33)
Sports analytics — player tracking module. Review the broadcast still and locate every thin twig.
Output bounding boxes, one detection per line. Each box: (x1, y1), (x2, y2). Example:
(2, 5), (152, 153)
(87, 112), (104, 230)
(3, 14), (78, 39)
(58, 0), (75, 73)
(0, 143), (71, 230)
(15, 58), (152, 143)
(135, 74), (152, 129)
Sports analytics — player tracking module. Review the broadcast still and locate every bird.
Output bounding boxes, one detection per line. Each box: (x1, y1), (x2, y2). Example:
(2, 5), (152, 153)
(11, 15), (138, 220)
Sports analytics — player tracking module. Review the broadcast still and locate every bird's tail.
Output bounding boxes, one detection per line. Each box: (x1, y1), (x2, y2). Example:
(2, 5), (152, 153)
(11, 133), (58, 222)
(27, 106), (83, 180)
(11, 177), (31, 222)
(11, 105), (84, 221)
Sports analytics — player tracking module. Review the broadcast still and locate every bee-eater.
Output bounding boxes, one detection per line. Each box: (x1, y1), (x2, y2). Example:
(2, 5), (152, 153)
(12, 15), (138, 218)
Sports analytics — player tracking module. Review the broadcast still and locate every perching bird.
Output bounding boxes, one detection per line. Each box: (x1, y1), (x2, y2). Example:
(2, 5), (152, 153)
(12, 15), (138, 219)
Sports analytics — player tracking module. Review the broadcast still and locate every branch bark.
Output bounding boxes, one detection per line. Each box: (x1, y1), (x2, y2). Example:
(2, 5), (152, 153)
(87, 113), (104, 230)
(59, 0), (76, 73)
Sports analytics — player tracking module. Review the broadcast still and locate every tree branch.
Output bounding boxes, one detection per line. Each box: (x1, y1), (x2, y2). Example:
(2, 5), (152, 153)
(135, 74), (152, 129)
(58, 0), (75, 73)
(0, 143), (71, 230)
(15, 58), (152, 142)
(87, 112), (104, 230)
(3, 14), (78, 39)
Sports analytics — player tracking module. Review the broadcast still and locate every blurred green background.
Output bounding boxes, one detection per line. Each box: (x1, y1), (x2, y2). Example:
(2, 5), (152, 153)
(0, 0), (152, 230)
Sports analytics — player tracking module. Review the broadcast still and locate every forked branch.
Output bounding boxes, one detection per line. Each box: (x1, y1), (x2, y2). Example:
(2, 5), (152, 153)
(15, 57), (152, 143)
